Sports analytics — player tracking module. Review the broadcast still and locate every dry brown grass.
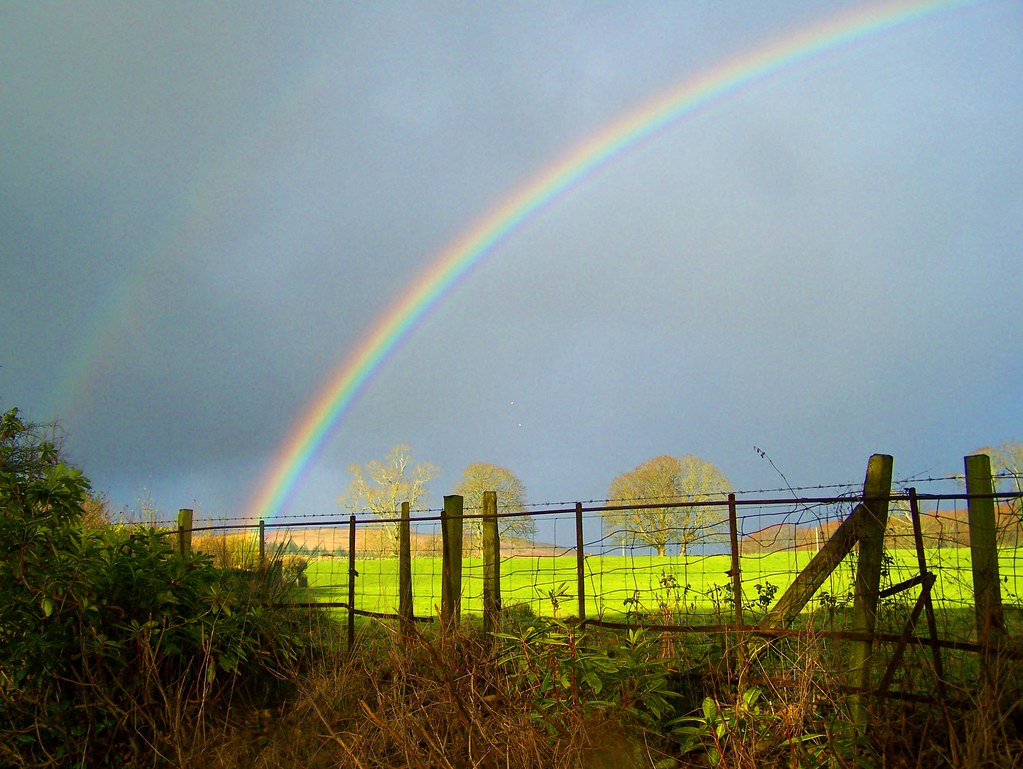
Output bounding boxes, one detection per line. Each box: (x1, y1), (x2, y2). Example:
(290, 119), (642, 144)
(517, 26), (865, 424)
(173, 619), (643, 769)
(153, 613), (1023, 769)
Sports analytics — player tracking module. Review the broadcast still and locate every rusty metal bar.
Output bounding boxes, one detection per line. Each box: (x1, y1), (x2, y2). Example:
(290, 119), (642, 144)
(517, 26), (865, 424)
(575, 502), (586, 622)
(909, 487), (946, 698)
(259, 518), (266, 568)
(878, 574), (925, 599)
(347, 514), (357, 652)
(877, 572), (934, 695)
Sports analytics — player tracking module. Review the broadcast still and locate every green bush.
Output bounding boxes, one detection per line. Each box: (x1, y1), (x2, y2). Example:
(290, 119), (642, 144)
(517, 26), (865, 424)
(0, 408), (315, 768)
(496, 619), (678, 734)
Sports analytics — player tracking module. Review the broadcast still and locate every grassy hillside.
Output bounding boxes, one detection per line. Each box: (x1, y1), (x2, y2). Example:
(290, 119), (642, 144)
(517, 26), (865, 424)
(303, 547), (1023, 635)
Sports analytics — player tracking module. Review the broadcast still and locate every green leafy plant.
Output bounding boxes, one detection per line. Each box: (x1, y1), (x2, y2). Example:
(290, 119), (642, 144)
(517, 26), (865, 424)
(655, 571), (698, 622)
(622, 589), (644, 622)
(817, 589), (842, 617)
(539, 581), (572, 617)
(707, 582), (735, 616)
(496, 619), (677, 734)
(754, 580), (779, 611)
(672, 686), (865, 769)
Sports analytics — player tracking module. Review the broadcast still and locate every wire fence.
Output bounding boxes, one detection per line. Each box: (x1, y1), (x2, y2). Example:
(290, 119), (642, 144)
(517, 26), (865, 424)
(178, 482), (1023, 644)
(149, 460), (1022, 706)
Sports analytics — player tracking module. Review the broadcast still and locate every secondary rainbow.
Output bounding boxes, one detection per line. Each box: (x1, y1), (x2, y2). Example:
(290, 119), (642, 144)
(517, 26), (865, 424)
(244, 0), (975, 524)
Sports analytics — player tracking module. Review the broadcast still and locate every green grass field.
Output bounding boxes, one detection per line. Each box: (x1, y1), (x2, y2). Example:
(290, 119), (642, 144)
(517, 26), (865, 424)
(303, 546), (1023, 637)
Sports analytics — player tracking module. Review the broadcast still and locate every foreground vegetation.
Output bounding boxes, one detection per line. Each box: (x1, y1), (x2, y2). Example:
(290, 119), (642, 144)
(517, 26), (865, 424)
(4, 408), (1023, 767)
(10, 606), (1019, 768)
(0, 409), (321, 767)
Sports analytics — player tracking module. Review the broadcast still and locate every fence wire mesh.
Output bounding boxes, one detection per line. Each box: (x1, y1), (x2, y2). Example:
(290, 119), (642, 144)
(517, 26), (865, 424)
(156, 474), (1022, 704)
(180, 484), (1021, 639)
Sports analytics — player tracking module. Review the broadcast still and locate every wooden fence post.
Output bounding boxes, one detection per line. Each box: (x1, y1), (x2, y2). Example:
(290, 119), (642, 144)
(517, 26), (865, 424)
(848, 453), (894, 733)
(258, 519), (266, 570)
(760, 504), (864, 630)
(177, 508), (193, 557)
(575, 502), (586, 622)
(398, 501), (414, 637)
(347, 514), (357, 652)
(964, 454), (1004, 651)
(441, 495), (464, 628)
(727, 493), (746, 686)
(482, 491), (501, 633)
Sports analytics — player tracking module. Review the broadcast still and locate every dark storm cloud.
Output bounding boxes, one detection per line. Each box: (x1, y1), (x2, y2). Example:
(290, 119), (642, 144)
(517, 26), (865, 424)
(2, 2), (1020, 518)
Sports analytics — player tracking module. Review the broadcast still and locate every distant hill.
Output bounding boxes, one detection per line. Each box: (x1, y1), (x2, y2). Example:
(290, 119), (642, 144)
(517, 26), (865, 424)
(267, 524), (564, 558)
(741, 501), (1021, 554)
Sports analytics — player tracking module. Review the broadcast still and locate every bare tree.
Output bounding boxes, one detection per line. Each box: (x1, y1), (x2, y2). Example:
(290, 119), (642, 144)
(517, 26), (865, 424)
(603, 454), (731, 556)
(340, 444), (437, 550)
(454, 462), (535, 554)
(81, 491), (111, 529)
(986, 441), (1023, 491)
(975, 441), (1023, 544)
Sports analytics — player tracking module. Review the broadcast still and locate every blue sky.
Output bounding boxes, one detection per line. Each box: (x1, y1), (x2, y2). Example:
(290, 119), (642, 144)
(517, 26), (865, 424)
(2, 1), (1020, 523)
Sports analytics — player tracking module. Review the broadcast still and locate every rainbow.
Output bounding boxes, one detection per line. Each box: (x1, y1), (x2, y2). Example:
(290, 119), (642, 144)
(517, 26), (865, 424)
(244, 0), (976, 524)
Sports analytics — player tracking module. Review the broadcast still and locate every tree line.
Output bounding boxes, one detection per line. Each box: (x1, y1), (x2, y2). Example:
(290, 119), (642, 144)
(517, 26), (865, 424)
(341, 444), (732, 556)
(342, 441), (1023, 557)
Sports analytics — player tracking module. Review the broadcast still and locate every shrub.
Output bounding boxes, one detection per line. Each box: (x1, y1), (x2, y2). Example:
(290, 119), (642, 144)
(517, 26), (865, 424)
(0, 408), (316, 768)
(496, 619), (678, 734)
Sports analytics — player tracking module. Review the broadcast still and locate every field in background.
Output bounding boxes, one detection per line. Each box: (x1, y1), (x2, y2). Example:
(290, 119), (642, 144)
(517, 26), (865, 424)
(302, 547), (1023, 635)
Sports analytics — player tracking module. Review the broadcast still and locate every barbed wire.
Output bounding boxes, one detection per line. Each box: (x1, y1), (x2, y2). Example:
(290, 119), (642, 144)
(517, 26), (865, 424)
(156, 487), (1023, 530)
(138, 471), (1015, 525)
